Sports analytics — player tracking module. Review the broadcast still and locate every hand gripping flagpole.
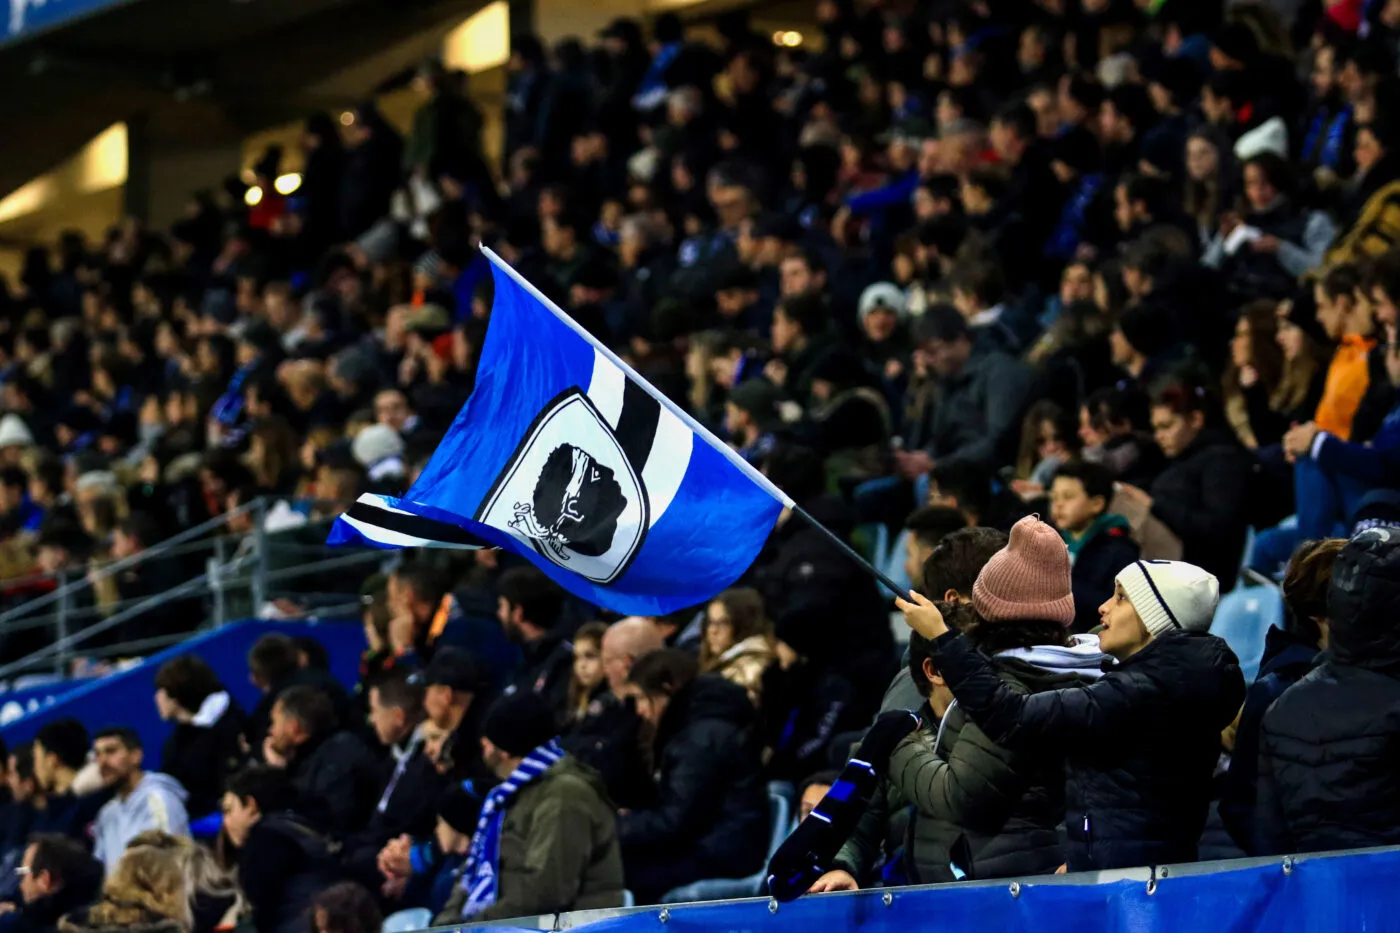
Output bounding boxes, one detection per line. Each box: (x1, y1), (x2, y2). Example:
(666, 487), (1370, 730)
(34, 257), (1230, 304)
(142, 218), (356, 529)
(480, 247), (913, 601)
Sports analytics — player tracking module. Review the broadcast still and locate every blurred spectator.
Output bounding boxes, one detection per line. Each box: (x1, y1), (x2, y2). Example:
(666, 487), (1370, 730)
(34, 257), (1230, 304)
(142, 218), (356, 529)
(58, 845), (188, 933)
(219, 767), (338, 933)
(262, 686), (380, 835)
(309, 882), (380, 933)
(153, 658), (246, 818)
(1256, 529), (1400, 854)
(91, 729), (190, 871)
(697, 588), (776, 706)
(2, 835), (102, 933)
(619, 650), (766, 903)
(433, 691), (622, 922)
(1050, 461), (1139, 633)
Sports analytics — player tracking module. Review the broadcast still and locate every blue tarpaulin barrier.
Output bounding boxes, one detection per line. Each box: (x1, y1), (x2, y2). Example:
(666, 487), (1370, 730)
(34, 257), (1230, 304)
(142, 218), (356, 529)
(490, 846), (1400, 933)
(0, 618), (363, 762)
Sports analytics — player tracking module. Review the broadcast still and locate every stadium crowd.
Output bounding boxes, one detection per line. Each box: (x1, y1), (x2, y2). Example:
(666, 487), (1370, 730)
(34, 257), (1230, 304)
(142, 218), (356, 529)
(0, 0), (1399, 927)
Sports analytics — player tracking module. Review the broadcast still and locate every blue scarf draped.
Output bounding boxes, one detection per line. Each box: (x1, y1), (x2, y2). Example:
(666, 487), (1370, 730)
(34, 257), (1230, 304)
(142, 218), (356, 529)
(457, 738), (565, 918)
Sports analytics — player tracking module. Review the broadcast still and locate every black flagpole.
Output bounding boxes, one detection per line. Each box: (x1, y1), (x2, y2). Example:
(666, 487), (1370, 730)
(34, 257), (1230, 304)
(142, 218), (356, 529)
(790, 503), (910, 599)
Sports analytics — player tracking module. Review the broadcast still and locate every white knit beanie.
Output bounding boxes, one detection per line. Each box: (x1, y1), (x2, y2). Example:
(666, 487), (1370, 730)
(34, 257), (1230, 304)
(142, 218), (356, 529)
(1115, 560), (1220, 638)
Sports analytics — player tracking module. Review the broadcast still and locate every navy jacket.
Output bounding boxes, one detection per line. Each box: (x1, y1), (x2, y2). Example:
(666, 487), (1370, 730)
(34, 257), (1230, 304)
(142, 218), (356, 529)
(1312, 396), (1400, 488)
(1219, 627), (1318, 853)
(933, 630), (1244, 871)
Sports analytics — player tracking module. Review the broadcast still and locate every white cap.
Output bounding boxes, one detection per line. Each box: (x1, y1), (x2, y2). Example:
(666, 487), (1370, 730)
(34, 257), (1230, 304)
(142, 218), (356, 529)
(858, 282), (908, 322)
(1115, 560), (1220, 638)
(1235, 117), (1289, 162)
(0, 414), (34, 449)
(352, 424), (406, 469)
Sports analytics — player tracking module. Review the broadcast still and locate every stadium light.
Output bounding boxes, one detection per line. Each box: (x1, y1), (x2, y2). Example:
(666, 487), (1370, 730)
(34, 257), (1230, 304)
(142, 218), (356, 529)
(772, 30), (802, 47)
(244, 186), (263, 207)
(274, 173), (302, 195)
(340, 111), (355, 126)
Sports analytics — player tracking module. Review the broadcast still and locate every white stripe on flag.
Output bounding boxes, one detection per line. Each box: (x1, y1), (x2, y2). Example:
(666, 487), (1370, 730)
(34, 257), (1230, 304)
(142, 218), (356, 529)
(643, 408), (692, 523)
(586, 349), (627, 430)
(339, 513), (475, 549)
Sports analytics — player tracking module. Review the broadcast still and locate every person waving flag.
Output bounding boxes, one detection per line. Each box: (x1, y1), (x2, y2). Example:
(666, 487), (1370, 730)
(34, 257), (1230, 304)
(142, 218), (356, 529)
(329, 248), (792, 616)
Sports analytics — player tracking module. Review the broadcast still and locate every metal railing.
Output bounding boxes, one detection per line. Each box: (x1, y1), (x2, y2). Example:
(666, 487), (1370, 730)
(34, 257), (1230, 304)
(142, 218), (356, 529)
(0, 497), (390, 682)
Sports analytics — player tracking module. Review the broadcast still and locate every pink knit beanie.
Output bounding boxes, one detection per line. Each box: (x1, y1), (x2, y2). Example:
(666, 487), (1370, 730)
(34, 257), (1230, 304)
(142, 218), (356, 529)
(971, 514), (1075, 626)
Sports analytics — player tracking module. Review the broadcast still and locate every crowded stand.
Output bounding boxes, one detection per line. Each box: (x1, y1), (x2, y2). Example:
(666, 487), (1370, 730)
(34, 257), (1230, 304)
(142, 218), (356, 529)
(2, 0), (1400, 929)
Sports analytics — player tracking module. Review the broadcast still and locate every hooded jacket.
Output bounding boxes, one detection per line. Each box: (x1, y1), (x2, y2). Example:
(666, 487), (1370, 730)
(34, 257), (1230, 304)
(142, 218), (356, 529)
(434, 756), (623, 923)
(618, 675), (767, 878)
(57, 906), (183, 933)
(1256, 528), (1400, 855)
(1219, 626), (1319, 853)
(159, 691), (246, 818)
(1148, 428), (1255, 592)
(237, 812), (341, 933)
(92, 773), (190, 871)
(932, 629), (1244, 871)
(837, 637), (1104, 884)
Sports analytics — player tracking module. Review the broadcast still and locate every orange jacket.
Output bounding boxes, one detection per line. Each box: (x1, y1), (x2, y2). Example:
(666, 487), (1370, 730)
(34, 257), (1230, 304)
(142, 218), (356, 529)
(1314, 334), (1376, 440)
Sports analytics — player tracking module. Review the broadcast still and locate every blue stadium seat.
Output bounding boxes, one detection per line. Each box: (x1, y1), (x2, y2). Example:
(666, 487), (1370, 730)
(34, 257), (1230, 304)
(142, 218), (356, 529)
(1209, 584), (1284, 683)
(381, 908), (432, 933)
(659, 784), (794, 903)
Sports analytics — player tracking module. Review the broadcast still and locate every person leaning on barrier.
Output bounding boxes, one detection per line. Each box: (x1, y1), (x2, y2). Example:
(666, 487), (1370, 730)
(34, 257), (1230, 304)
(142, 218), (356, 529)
(898, 537), (1244, 873)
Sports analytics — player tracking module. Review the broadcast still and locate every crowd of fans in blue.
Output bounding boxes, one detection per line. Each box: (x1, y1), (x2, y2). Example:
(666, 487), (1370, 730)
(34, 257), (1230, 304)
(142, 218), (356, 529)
(0, 0), (1397, 928)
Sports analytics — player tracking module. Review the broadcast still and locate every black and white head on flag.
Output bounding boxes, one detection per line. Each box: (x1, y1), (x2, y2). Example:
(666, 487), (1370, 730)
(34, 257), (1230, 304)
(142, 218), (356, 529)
(477, 351), (693, 585)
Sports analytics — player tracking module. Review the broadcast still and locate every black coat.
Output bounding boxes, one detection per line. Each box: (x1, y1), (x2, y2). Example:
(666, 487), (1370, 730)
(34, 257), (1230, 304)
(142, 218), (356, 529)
(236, 813), (341, 933)
(342, 739), (446, 887)
(1256, 533), (1400, 855)
(246, 668), (355, 752)
(286, 730), (382, 836)
(933, 629), (1244, 871)
(1219, 627), (1318, 853)
(8, 855), (102, 933)
(618, 676), (767, 877)
(744, 495), (895, 720)
(562, 692), (654, 810)
(159, 695), (247, 818)
(509, 633), (575, 727)
(1148, 429), (1255, 592)
(1068, 521), (1140, 634)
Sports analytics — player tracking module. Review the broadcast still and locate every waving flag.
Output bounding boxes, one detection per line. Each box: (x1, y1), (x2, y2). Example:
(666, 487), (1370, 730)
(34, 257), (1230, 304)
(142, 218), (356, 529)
(329, 249), (791, 616)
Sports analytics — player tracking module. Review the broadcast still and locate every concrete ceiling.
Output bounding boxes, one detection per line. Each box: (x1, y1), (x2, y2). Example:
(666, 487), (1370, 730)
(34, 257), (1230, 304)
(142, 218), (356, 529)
(0, 0), (485, 198)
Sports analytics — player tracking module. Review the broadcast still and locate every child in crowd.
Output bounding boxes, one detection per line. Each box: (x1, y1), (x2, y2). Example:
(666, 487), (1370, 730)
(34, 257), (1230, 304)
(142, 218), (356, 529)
(567, 622), (609, 723)
(1050, 461), (1141, 633)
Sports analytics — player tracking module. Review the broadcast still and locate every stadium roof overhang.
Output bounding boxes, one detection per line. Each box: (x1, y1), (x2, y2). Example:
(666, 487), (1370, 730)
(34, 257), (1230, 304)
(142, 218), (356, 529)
(0, 0), (485, 199)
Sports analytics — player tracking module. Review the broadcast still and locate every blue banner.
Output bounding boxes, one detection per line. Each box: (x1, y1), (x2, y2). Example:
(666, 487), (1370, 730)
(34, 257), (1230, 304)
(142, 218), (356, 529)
(0, 619), (364, 763)
(3, 0), (129, 44)
(533, 846), (1400, 933)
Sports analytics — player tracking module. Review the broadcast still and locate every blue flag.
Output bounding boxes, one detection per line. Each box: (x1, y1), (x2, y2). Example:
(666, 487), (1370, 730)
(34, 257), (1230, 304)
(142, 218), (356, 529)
(329, 249), (791, 616)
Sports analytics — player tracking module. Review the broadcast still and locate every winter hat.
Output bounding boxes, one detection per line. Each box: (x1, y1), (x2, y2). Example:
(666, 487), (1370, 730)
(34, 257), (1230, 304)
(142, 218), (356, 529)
(0, 414), (34, 449)
(1115, 560), (1220, 638)
(972, 515), (1076, 626)
(351, 424), (405, 469)
(1351, 489), (1400, 536)
(437, 781), (484, 835)
(1234, 117), (1288, 162)
(481, 690), (557, 758)
(858, 282), (908, 323)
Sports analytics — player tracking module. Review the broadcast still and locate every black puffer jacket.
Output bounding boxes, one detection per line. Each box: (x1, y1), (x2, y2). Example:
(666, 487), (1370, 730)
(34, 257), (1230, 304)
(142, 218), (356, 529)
(618, 675), (767, 876)
(1255, 528), (1400, 855)
(237, 812), (341, 933)
(934, 630), (1244, 871)
(1148, 428), (1255, 592)
(286, 729), (383, 836)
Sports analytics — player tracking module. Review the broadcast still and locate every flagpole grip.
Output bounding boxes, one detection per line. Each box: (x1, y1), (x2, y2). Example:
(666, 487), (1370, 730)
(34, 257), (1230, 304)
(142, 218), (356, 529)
(789, 504), (909, 600)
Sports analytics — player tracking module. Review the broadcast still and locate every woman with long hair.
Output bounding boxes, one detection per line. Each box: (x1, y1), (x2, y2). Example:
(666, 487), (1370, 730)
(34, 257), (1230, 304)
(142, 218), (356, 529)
(125, 832), (241, 933)
(698, 589), (776, 706)
(1183, 127), (1236, 248)
(1012, 401), (1082, 499)
(619, 650), (767, 903)
(60, 846), (190, 933)
(246, 417), (301, 495)
(1222, 300), (1285, 448)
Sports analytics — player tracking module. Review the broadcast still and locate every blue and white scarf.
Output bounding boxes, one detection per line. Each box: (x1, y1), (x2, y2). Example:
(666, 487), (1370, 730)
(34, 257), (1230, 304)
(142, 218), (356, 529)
(457, 738), (566, 918)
